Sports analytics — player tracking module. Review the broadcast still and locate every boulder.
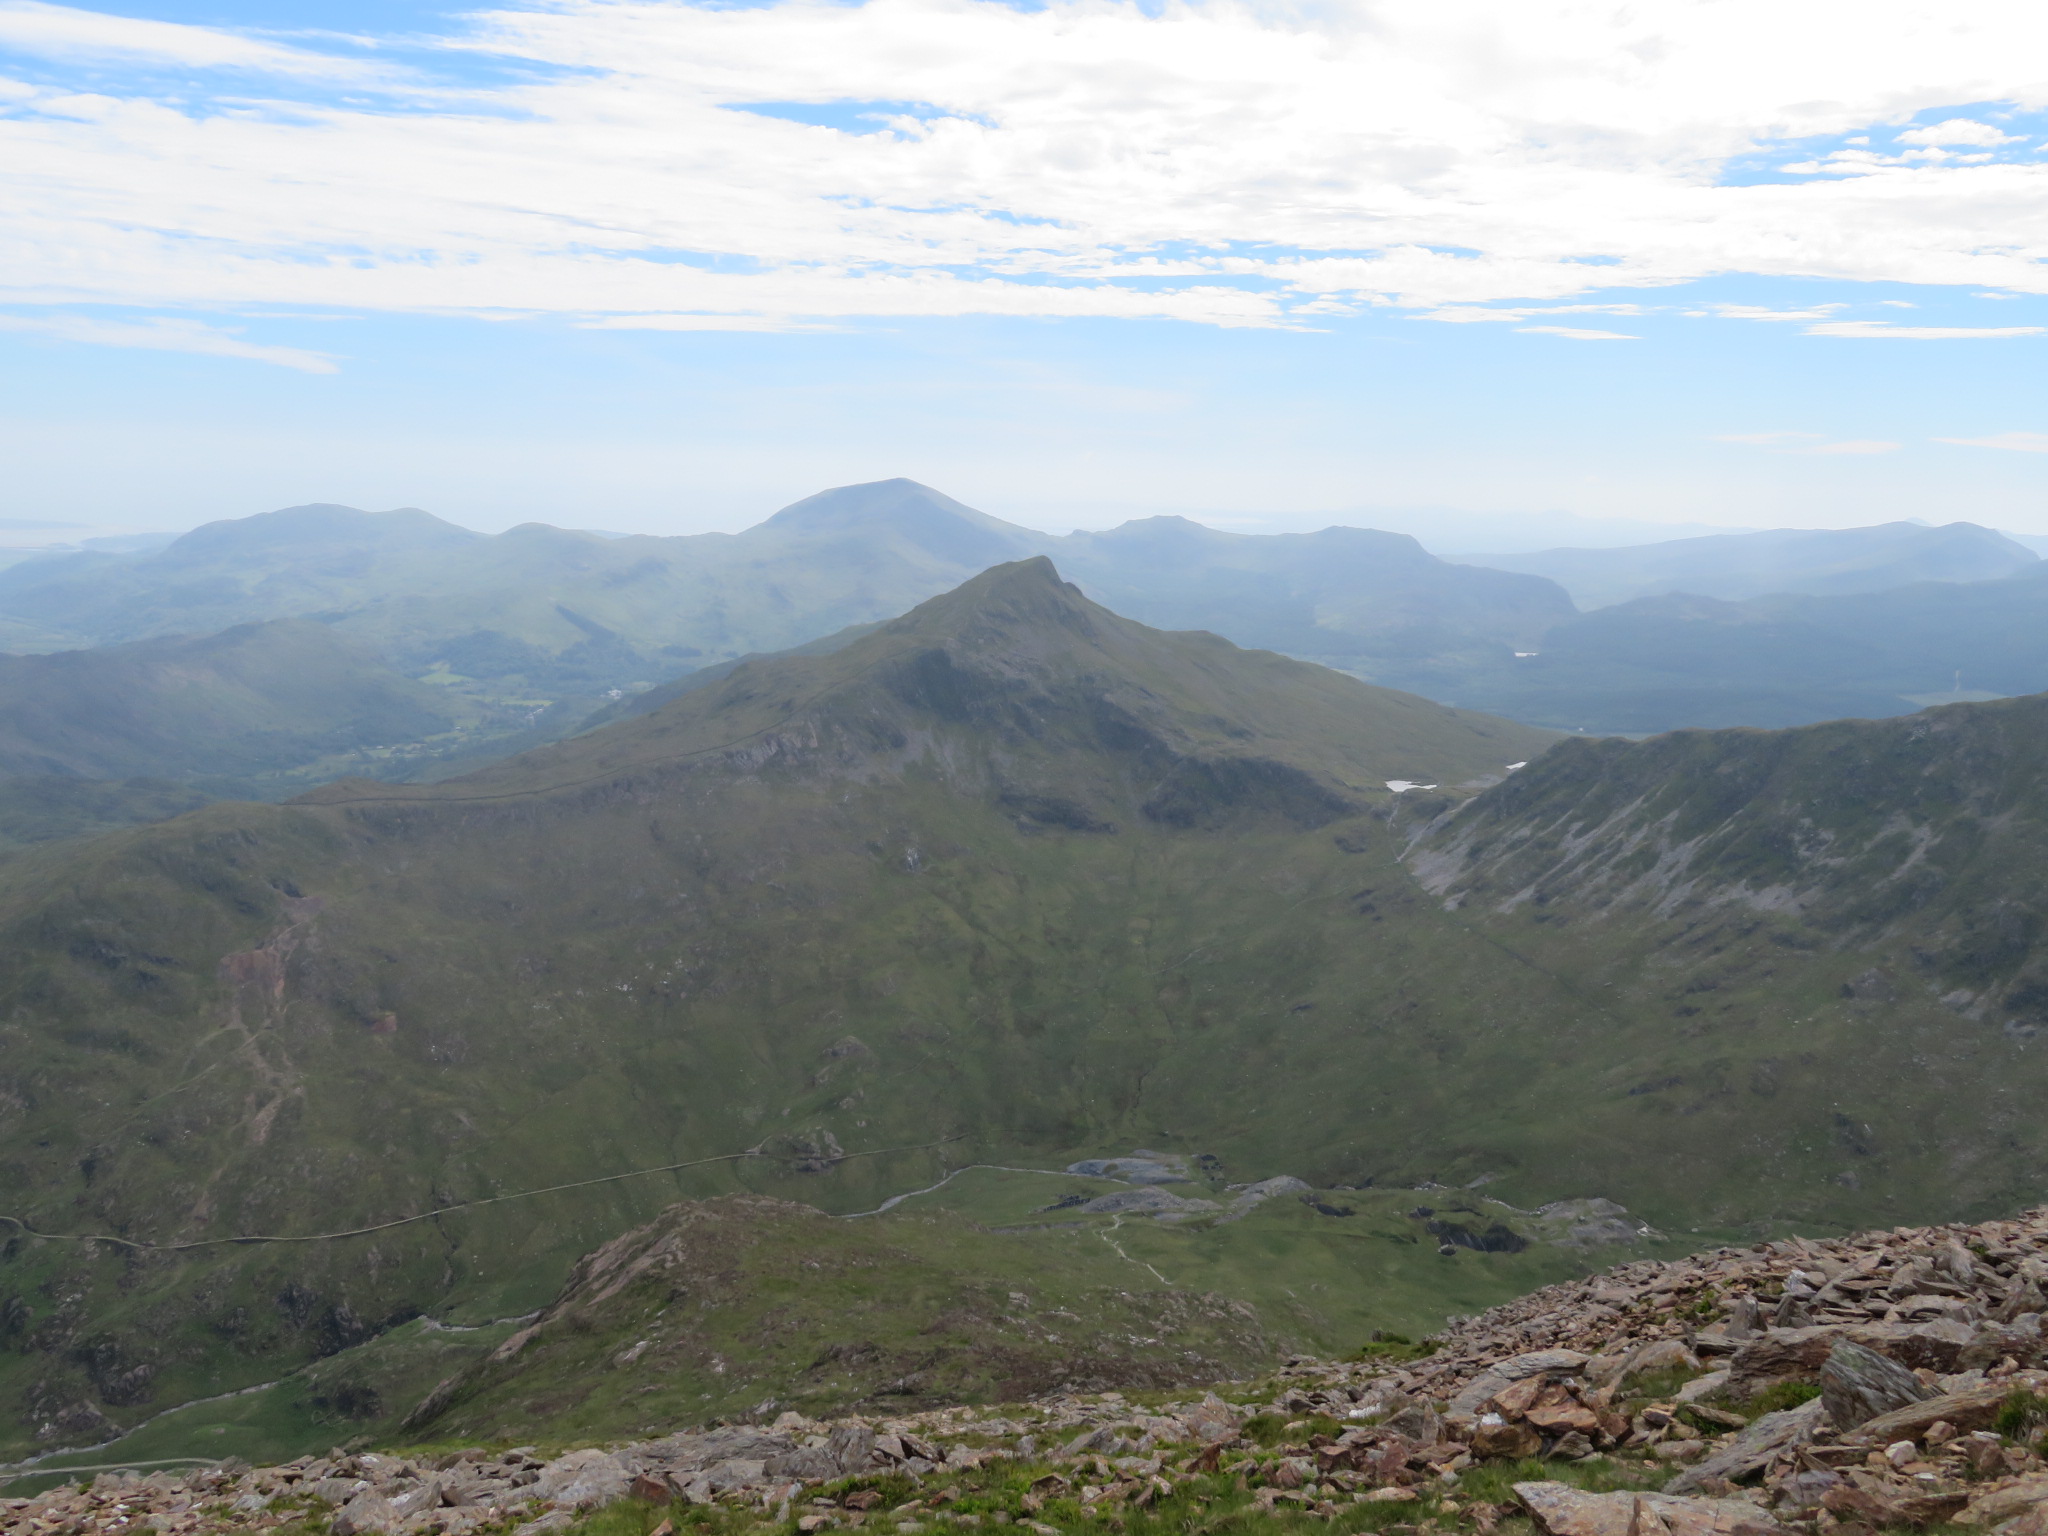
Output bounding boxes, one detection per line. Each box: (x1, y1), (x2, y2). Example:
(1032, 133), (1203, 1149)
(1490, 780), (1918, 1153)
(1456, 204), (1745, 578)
(705, 1458), (768, 1493)
(1515, 1481), (1790, 1536)
(1472, 1416), (1544, 1459)
(1822, 1482), (1970, 1528)
(1959, 1477), (2048, 1527)
(1963, 1315), (2047, 1370)
(331, 1492), (402, 1536)
(1819, 1338), (1933, 1430)
(1845, 1381), (2014, 1445)
(1177, 1393), (1241, 1445)
(1665, 1399), (1823, 1494)
(1727, 1321), (1975, 1398)
(1383, 1403), (1445, 1442)
(533, 1450), (632, 1509)
(1448, 1351), (1591, 1417)
(827, 1422), (879, 1471)
(1677, 1372), (1731, 1405)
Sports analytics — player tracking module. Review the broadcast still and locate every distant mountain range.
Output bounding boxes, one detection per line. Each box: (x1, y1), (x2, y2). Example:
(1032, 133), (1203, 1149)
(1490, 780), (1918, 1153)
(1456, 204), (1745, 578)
(0, 481), (1572, 695)
(1467, 520), (2037, 609)
(3, 482), (2048, 831)
(1433, 563), (2048, 733)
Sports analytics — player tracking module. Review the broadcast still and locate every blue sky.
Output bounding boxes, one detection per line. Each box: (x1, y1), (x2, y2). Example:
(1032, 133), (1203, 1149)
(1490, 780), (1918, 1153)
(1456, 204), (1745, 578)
(1, 0), (2045, 542)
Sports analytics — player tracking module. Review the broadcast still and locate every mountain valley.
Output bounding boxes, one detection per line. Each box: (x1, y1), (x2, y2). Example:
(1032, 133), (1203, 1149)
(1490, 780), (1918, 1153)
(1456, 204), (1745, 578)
(9, 555), (2048, 1478)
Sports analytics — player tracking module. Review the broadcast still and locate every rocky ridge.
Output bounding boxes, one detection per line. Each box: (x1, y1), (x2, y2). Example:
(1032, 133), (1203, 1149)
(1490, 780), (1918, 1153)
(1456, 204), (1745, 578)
(17, 1206), (2048, 1536)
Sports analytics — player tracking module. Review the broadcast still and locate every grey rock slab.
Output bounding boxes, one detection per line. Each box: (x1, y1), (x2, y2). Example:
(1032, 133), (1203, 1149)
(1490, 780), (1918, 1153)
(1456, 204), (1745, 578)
(1844, 1381), (2015, 1444)
(1819, 1338), (1932, 1430)
(332, 1491), (404, 1536)
(1077, 1188), (1217, 1216)
(1664, 1398), (1823, 1494)
(705, 1457), (769, 1492)
(1516, 1482), (1790, 1536)
(1677, 1371), (1732, 1404)
(1176, 1392), (1241, 1445)
(533, 1449), (632, 1509)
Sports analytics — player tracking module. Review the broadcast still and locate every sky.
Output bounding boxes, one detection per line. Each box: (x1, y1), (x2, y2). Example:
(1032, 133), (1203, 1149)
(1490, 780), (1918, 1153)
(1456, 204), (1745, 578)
(1, 0), (2046, 543)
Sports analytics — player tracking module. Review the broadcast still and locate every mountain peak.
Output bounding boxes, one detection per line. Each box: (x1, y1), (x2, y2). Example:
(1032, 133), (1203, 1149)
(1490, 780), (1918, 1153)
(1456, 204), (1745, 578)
(754, 478), (1042, 567)
(161, 503), (480, 562)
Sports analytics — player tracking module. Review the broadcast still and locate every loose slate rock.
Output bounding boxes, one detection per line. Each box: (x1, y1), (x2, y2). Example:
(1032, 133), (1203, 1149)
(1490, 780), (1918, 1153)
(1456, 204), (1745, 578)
(1664, 1398), (1823, 1494)
(1515, 1481), (1790, 1536)
(1847, 1381), (2017, 1445)
(1820, 1337), (1933, 1430)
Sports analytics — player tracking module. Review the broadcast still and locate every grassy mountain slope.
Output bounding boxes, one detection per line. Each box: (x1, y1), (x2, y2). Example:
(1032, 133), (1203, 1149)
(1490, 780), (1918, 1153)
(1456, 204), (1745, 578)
(19, 561), (2048, 1464)
(1467, 521), (2036, 609)
(0, 778), (214, 851)
(0, 619), (491, 790)
(405, 1173), (1668, 1447)
(0, 560), (1573, 1456)
(1407, 691), (2048, 1224)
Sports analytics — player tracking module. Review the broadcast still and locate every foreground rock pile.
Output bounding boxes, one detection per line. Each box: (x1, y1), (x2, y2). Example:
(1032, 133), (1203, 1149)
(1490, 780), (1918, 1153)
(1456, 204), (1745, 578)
(17, 1205), (2048, 1536)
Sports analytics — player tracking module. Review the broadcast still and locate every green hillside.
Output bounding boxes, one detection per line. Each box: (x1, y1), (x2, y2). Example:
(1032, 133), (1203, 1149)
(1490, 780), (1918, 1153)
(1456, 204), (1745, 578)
(1408, 692), (2048, 1223)
(13, 558), (2048, 1467)
(405, 1174), (1667, 1448)
(0, 558), (1559, 1459)
(0, 619), (498, 793)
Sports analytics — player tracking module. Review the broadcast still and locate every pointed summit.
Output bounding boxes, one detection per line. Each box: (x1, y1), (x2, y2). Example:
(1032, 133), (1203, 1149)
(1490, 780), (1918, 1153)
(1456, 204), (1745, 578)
(323, 557), (1554, 833)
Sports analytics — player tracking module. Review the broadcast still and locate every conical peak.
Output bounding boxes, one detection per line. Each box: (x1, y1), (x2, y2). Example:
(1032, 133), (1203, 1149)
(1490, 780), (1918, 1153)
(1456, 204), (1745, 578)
(881, 557), (1099, 646)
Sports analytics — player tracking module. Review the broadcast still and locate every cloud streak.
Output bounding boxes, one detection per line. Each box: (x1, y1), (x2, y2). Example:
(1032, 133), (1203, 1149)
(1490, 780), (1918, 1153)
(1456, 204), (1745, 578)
(1804, 321), (2046, 338)
(0, 0), (377, 76)
(0, 312), (338, 370)
(2, 0), (2048, 327)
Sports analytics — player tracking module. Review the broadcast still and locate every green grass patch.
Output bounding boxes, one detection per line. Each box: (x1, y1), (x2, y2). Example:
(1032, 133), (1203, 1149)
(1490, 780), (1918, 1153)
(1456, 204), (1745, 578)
(1748, 1381), (1822, 1416)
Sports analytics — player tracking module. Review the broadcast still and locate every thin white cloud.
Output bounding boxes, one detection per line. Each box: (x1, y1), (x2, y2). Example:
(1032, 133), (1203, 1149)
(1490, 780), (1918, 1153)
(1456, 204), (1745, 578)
(0, 1), (375, 78)
(1516, 325), (1638, 340)
(1419, 303), (1651, 324)
(582, 314), (845, 333)
(1707, 304), (1848, 322)
(1935, 431), (2048, 452)
(1805, 321), (2046, 338)
(0, 312), (337, 371)
(1898, 118), (2021, 147)
(1416, 308), (1531, 324)
(1809, 439), (1901, 455)
(3, 1), (2048, 324)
